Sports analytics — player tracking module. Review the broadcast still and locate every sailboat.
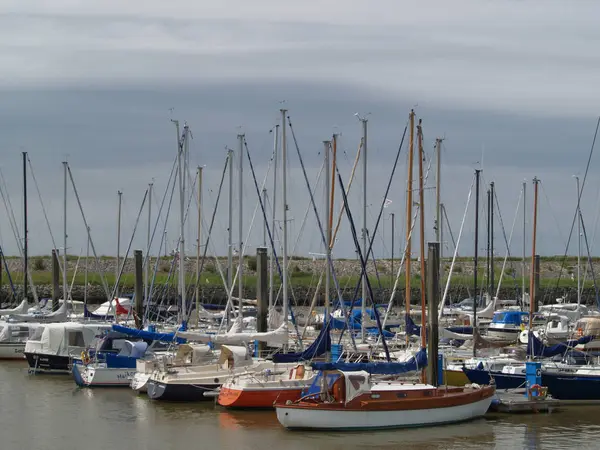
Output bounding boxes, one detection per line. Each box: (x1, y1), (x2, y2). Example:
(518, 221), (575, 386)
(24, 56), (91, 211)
(275, 113), (495, 430)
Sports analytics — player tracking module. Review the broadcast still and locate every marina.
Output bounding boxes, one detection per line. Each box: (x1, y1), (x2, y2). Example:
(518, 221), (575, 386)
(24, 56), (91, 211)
(3, 2), (600, 449)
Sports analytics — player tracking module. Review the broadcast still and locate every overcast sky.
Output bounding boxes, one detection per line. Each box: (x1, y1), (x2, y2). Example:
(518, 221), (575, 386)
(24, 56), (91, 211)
(0, 1), (599, 265)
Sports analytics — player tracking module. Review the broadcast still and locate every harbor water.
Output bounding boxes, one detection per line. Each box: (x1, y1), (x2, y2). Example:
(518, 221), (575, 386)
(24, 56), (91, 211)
(2, 361), (600, 450)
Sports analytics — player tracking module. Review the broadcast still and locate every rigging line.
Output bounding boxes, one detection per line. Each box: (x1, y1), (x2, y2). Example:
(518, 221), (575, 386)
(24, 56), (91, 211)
(216, 143), (277, 334)
(189, 154), (228, 316)
(579, 209), (600, 308)
(26, 156), (57, 250)
(145, 155), (179, 322)
(493, 186), (520, 289)
(442, 205), (457, 254)
(241, 137), (303, 346)
(555, 116), (600, 289)
(337, 170), (391, 361)
(287, 114), (358, 352)
(67, 164), (112, 303)
(540, 181), (566, 243)
(440, 174), (477, 317)
(105, 188), (149, 323)
(338, 120), (409, 346)
(495, 186), (523, 299)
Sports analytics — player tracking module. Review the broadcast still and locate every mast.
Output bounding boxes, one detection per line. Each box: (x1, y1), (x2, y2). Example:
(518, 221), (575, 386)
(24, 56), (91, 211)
(473, 169), (481, 357)
(486, 188), (491, 296)
(178, 125), (188, 328)
(281, 109), (289, 342)
(63, 161), (68, 303)
(22, 152), (28, 302)
(145, 182), (153, 307)
(262, 188), (267, 247)
(490, 182), (495, 299)
(196, 166), (203, 326)
(237, 134), (244, 316)
(323, 140), (331, 319)
(391, 212), (395, 290)
(405, 110), (415, 345)
(227, 148), (234, 315)
(529, 177), (540, 356)
(330, 134), (337, 247)
(435, 138), (442, 244)
(361, 117), (368, 343)
(417, 119), (427, 359)
(85, 226), (90, 308)
(269, 125), (279, 310)
(575, 175), (581, 305)
(522, 181), (526, 308)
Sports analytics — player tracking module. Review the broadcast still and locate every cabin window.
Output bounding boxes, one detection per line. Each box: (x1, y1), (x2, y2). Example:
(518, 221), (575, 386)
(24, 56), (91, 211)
(396, 392), (407, 398)
(67, 331), (85, 347)
(424, 390), (433, 397)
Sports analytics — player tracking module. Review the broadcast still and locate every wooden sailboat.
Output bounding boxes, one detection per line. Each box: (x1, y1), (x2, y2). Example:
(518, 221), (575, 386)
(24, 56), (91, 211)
(275, 114), (495, 431)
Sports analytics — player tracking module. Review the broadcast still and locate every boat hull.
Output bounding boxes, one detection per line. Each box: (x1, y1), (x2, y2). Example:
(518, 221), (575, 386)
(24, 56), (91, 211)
(276, 395), (493, 430)
(131, 373), (151, 394)
(218, 386), (304, 409)
(543, 372), (600, 400)
(0, 342), (26, 360)
(462, 368), (524, 390)
(25, 352), (71, 374)
(147, 379), (220, 401)
(485, 328), (520, 341)
(73, 364), (137, 387)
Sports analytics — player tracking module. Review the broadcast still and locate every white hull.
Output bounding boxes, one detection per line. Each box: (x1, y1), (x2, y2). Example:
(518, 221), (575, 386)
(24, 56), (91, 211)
(76, 364), (137, 387)
(0, 343), (26, 359)
(131, 373), (151, 393)
(276, 396), (492, 430)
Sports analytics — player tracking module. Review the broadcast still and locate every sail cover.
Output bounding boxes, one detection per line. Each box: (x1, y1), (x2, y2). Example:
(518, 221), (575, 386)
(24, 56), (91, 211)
(0, 299), (28, 316)
(527, 331), (593, 357)
(272, 320), (331, 363)
(10, 300), (68, 323)
(311, 347), (428, 374)
(111, 324), (185, 344)
(176, 322), (289, 346)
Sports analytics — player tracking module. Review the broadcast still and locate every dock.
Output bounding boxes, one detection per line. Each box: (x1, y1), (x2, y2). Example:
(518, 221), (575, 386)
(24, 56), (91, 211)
(491, 390), (560, 413)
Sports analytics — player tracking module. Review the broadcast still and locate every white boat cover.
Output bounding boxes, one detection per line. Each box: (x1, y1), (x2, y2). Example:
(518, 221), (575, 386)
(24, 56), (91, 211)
(173, 344), (214, 365)
(0, 300), (28, 316)
(217, 345), (252, 369)
(176, 322), (289, 346)
(24, 322), (111, 356)
(343, 370), (371, 404)
(439, 327), (474, 341)
(0, 322), (40, 343)
(268, 306), (284, 329)
(118, 340), (148, 358)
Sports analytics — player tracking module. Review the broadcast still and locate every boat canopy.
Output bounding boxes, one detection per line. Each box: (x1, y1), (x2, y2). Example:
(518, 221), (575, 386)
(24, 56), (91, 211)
(118, 340), (148, 358)
(311, 348), (427, 374)
(575, 317), (600, 336)
(217, 345), (252, 369)
(173, 344), (214, 365)
(0, 323), (39, 343)
(25, 322), (111, 355)
(491, 311), (529, 326)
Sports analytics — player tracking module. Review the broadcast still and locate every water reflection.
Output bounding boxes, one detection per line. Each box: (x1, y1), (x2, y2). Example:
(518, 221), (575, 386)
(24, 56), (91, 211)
(3, 360), (600, 450)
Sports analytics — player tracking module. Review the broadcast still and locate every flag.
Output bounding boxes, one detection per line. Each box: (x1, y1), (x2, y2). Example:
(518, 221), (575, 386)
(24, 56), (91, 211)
(384, 198), (393, 208)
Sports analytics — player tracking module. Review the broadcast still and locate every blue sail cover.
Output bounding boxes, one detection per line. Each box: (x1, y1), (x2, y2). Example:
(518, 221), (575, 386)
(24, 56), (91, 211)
(311, 348), (428, 374)
(111, 324), (186, 344)
(527, 332), (593, 358)
(272, 319), (331, 363)
(406, 314), (423, 337)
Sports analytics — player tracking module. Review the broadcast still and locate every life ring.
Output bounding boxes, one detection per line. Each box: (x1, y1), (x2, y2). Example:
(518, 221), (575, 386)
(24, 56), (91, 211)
(80, 351), (90, 365)
(528, 383), (545, 398)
